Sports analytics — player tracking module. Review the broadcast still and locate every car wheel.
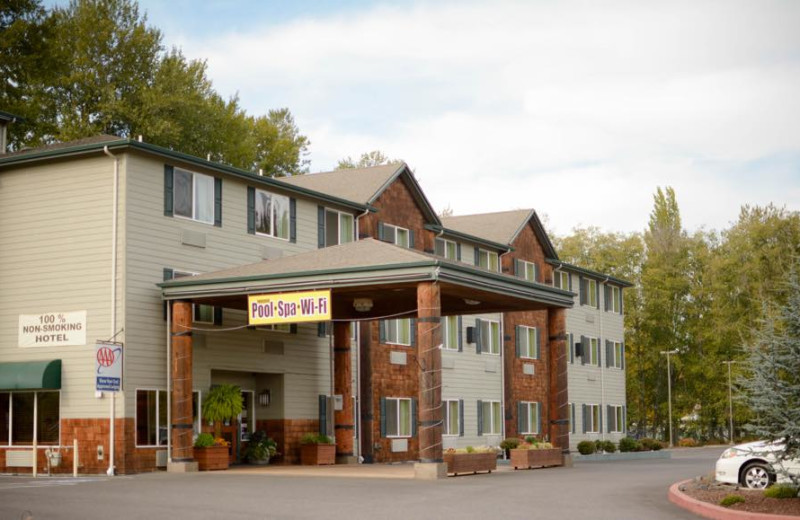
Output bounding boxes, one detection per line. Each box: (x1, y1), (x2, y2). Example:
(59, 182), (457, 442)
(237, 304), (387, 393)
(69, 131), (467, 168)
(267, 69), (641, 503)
(741, 463), (772, 489)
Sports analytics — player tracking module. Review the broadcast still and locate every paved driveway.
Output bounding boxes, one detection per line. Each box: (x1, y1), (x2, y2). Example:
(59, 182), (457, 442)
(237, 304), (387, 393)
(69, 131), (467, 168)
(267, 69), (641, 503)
(0, 447), (725, 520)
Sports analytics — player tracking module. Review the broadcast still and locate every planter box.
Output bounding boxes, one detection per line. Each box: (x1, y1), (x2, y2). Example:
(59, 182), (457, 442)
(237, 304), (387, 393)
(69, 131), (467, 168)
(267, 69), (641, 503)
(510, 448), (563, 470)
(194, 446), (229, 471)
(443, 452), (497, 476)
(300, 444), (336, 465)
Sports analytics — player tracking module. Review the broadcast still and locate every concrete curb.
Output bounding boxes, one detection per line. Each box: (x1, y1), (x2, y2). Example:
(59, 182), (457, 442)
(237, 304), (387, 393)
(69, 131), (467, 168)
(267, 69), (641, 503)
(668, 479), (799, 520)
(574, 450), (671, 462)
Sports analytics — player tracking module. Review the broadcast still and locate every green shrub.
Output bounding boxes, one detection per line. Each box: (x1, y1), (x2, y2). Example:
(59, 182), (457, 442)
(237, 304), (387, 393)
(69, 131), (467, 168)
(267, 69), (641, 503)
(719, 495), (745, 507)
(500, 438), (521, 451)
(618, 437), (640, 452)
(600, 440), (616, 453)
(194, 432), (215, 448)
(764, 484), (799, 499)
(640, 438), (664, 451)
(577, 441), (596, 455)
(524, 436), (538, 445)
(300, 433), (333, 445)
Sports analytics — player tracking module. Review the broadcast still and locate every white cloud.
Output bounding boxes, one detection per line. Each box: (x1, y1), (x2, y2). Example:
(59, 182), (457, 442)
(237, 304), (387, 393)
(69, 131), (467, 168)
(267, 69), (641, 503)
(163, 0), (800, 235)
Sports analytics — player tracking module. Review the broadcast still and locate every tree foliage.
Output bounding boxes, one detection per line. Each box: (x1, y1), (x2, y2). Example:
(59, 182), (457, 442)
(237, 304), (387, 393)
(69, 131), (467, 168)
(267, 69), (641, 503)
(1, 0), (309, 176)
(336, 150), (401, 170)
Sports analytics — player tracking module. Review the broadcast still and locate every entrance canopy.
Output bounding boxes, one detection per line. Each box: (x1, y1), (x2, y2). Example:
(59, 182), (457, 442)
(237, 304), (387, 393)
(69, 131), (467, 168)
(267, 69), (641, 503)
(159, 239), (573, 318)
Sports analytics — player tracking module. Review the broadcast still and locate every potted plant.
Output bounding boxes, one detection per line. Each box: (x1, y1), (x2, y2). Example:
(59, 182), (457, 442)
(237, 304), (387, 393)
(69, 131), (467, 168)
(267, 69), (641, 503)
(443, 446), (498, 476)
(299, 433), (335, 465)
(193, 433), (230, 471)
(202, 384), (244, 438)
(510, 439), (563, 470)
(500, 437), (522, 459)
(245, 430), (278, 465)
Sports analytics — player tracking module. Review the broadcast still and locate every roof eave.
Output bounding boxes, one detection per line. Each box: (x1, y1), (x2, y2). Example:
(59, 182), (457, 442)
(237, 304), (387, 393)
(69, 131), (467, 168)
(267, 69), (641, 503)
(546, 258), (633, 287)
(425, 224), (513, 253)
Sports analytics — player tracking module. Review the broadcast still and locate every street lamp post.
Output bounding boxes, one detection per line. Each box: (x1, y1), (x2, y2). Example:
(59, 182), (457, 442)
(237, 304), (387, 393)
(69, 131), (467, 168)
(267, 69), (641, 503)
(660, 349), (678, 447)
(721, 360), (736, 445)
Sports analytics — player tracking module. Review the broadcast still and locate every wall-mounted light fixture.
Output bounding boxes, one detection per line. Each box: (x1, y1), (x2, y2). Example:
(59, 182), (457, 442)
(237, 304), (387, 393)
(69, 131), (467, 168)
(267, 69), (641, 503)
(258, 390), (271, 407)
(464, 299), (480, 306)
(353, 298), (373, 312)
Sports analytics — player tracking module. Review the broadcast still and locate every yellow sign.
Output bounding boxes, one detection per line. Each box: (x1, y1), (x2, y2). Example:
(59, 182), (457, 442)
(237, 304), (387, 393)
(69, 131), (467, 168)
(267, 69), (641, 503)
(248, 290), (331, 325)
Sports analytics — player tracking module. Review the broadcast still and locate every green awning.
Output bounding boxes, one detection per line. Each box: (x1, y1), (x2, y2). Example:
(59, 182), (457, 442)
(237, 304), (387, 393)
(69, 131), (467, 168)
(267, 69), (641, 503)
(0, 360), (62, 390)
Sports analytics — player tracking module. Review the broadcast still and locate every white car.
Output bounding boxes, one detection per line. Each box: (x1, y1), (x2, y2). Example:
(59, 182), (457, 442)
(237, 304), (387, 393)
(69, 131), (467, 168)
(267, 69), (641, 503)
(716, 440), (800, 489)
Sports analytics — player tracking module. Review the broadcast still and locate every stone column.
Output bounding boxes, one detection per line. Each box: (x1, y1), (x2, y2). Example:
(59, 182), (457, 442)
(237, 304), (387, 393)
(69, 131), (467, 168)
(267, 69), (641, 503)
(548, 307), (569, 453)
(169, 300), (197, 472)
(414, 282), (446, 479)
(333, 321), (356, 463)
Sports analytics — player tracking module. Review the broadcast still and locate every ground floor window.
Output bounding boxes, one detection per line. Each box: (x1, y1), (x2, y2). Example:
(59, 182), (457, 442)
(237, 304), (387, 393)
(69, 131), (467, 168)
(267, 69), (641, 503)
(136, 389), (202, 447)
(518, 401), (541, 435)
(478, 400), (502, 435)
(383, 397), (412, 438)
(583, 404), (601, 433)
(608, 405), (625, 433)
(443, 399), (462, 436)
(0, 391), (60, 445)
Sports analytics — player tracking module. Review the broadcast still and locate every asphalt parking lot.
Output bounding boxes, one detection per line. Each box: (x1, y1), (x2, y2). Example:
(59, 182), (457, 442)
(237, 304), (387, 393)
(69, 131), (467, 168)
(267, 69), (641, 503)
(0, 446), (726, 520)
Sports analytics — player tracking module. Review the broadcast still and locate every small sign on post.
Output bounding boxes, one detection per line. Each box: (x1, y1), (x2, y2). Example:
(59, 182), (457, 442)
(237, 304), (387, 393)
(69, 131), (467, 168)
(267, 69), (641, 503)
(95, 341), (123, 392)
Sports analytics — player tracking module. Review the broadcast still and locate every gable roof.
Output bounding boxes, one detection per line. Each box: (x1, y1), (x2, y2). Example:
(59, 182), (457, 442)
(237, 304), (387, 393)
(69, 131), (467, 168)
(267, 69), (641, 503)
(281, 163), (441, 225)
(441, 209), (558, 259)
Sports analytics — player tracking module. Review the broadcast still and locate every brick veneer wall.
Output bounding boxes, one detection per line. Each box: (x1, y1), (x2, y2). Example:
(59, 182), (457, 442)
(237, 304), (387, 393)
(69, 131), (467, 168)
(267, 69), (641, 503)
(258, 418), (320, 465)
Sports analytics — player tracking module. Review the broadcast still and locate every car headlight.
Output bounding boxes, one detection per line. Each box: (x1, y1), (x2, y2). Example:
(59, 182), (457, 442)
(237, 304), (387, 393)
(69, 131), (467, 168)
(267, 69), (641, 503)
(720, 448), (740, 459)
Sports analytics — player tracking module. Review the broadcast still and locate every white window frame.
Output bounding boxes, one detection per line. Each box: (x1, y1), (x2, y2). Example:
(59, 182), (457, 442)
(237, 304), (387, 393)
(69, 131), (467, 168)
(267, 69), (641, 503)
(254, 188), (290, 240)
(478, 249), (499, 272)
(443, 399), (461, 436)
(135, 388), (168, 448)
(611, 341), (623, 369)
(480, 319), (501, 355)
(519, 260), (538, 282)
(481, 400), (502, 435)
(385, 397), (412, 438)
(324, 208), (355, 246)
(519, 401), (541, 435)
(585, 279), (598, 307)
(435, 238), (457, 260)
(566, 332), (574, 364)
(587, 337), (600, 365)
(519, 325), (539, 359)
(609, 285), (621, 313)
(442, 315), (459, 351)
(256, 323), (292, 333)
(609, 405), (624, 433)
(173, 167), (214, 225)
(383, 223), (410, 248)
(555, 271), (570, 291)
(386, 318), (412, 346)
(173, 270), (214, 323)
(586, 404), (601, 433)
(0, 390), (61, 447)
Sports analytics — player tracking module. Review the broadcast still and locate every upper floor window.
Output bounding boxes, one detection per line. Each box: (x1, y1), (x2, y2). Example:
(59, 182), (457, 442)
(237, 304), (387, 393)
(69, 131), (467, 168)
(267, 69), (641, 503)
(475, 318), (500, 355)
(324, 209), (354, 246)
(443, 315), (460, 351)
(383, 397), (412, 438)
(606, 285), (622, 313)
(381, 318), (412, 346)
(255, 189), (290, 239)
(379, 222), (413, 248)
(554, 271), (570, 291)
(165, 166), (220, 226)
(581, 336), (600, 366)
(516, 325), (540, 359)
(170, 270), (216, 324)
(477, 249), (499, 272)
(580, 277), (599, 308)
(607, 340), (624, 369)
(517, 260), (539, 282)
(435, 238), (458, 260)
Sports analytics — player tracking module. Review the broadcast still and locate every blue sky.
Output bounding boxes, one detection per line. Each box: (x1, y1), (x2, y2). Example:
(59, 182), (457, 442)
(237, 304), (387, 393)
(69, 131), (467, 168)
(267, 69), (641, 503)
(51, 0), (800, 234)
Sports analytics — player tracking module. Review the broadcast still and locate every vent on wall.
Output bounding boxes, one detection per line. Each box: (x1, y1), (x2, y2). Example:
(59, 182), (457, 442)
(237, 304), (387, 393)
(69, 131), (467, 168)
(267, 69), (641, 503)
(156, 450), (168, 468)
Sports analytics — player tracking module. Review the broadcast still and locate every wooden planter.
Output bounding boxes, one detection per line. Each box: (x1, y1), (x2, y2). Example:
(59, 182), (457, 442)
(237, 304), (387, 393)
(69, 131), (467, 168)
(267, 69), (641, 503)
(194, 446), (230, 471)
(300, 443), (336, 465)
(510, 448), (563, 470)
(443, 452), (497, 476)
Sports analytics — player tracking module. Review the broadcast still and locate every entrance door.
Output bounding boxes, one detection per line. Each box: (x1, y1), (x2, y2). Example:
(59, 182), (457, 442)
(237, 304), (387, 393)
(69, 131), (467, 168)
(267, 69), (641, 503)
(238, 390), (255, 462)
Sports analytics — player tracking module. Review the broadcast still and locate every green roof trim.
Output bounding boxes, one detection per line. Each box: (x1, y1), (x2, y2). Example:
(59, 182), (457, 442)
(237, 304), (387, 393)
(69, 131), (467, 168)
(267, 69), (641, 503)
(0, 110), (24, 122)
(0, 138), (372, 213)
(546, 258), (633, 287)
(0, 359), (62, 390)
(424, 224), (513, 253)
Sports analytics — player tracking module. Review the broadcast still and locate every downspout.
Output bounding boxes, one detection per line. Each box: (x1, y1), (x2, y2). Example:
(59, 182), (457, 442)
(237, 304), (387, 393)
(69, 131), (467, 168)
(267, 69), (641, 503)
(599, 276), (609, 443)
(498, 247), (512, 446)
(103, 146), (119, 476)
(353, 206), (370, 461)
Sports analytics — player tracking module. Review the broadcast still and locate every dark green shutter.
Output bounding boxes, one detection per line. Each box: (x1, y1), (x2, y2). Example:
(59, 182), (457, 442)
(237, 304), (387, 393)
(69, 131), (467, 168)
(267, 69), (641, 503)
(604, 284), (610, 311)
(535, 328), (541, 359)
(213, 307), (223, 326)
(164, 165), (174, 216)
(474, 248), (480, 267)
(411, 398), (418, 437)
(597, 339), (602, 367)
(621, 343), (626, 370)
(580, 336), (588, 365)
(289, 198), (297, 243)
(377, 221), (385, 241)
(475, 319), (482, 354)
(458, 399), (464, 437)
(408, 229), (415, 249)
(620, 289), (624, 315)
(163, 268), (174, 320)
(379, 321), (387, 343)
(598, 405), (603, 433)
(606, 340), (612, 367)
(380, 397), (387, 438)
(579, 277), (586, 305)
(456, 243), (461, 261)
(477, 400), (483, 436)
(595, 282), (600, 309)
(571, 403), (576, 434)
(409, 319), (416, 346)
(457, 316), (463, 352)
(317, 322), (326, 337)
(517, 402), (525, 434)
(318, 395), (327, 435)
(536, 402), (542, 434)
(213, 177), (222, 227)
(607, 405), (613, 433)
(622, 406), (627, 433)
(290, 324), (297, 334)
(582, 405), (588, 434)
(317, 206), (325, 248)
(246, 187), (255, 234)
(515, 325), (522, 358)
(568, 273), (573, 292)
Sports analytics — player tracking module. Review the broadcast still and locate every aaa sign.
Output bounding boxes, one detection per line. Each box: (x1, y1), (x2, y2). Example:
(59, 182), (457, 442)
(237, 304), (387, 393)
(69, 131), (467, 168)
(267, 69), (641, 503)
(248, 290), (331, 326)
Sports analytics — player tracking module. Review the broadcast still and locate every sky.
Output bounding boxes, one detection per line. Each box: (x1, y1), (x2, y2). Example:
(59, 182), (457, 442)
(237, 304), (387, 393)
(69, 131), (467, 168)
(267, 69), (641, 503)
(62, 0), (800, 235)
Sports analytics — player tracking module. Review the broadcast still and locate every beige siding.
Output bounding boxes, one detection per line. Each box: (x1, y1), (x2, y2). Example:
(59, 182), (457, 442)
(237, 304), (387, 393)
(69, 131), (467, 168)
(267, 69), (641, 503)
(0, 154), (126, 419)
